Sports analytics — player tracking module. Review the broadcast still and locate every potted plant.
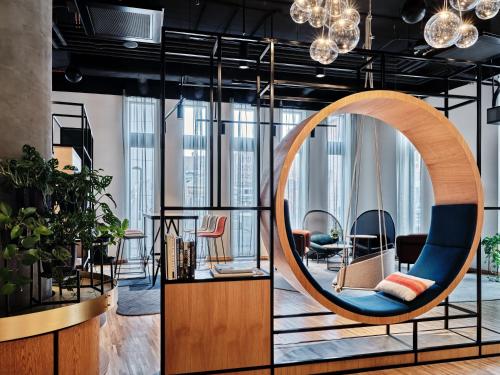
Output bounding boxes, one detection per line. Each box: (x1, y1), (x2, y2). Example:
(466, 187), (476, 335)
(330, 227), (341, 243)
(482, 234), (500, 281)
(0, 145), (126, 314)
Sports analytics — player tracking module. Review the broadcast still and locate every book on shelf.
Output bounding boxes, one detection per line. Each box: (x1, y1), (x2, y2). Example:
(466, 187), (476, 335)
(165, 234), (196, 281)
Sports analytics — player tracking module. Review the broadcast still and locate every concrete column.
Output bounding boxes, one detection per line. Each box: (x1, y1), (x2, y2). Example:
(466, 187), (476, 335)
(0, 0), (52, 159)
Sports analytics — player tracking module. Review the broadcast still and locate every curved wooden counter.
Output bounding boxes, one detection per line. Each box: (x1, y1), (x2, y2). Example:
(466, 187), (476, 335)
(0, 272), (117, 375)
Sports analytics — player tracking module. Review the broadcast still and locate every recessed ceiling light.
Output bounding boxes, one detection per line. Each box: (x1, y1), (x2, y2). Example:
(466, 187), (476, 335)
(123, 41), (139, 49)
(315, 67), (326, 78)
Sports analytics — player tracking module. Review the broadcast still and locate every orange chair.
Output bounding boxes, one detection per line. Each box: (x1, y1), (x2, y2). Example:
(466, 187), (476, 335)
(198, 216), (227, 264)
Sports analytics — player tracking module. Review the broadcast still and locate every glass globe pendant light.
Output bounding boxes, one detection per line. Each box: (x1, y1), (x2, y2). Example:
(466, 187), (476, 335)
(475, 0), (500, 19)
(294, 0), (314, 11)
(455, 22), (479, 48)
(290, 1), (312, 24)
(342, 7), (361, 25)
(309, 4), (327, 28)
(424, 9), (462, 48)
(329, 18), (360, 53)
(310, 36), (339, 64)
(449, 0), (481, 11)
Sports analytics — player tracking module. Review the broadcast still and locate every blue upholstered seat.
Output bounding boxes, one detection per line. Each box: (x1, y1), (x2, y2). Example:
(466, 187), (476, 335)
(284, 201), (477, 318)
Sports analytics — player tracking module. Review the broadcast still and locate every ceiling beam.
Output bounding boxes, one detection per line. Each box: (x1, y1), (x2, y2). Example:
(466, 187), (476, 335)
(221, 7), (240, 34)
(194, 1), (208, 30)
(250, 10), (276, 36)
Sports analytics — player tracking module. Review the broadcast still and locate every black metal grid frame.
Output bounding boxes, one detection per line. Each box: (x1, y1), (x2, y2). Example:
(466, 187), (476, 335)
(51, 101), (94, 170)
(160, 26), (500, 375)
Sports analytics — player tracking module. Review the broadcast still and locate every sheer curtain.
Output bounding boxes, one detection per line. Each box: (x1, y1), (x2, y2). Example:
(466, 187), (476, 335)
(182, 101), (209, 233)
(326, 114), (353, 227)
(279, 108), (309, 228)
(396, 132), (423, 234)
(230, 103), (257, 257)
(123, 96), (159, 259)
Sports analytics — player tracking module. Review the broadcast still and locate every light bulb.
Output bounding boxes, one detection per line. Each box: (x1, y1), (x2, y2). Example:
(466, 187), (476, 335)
(309, 5), (327, 28)
(449, 0), (481, 11)
(424, 10), (462, 49)
(329, 19), (360, 53)
(294, 0), (314, 11)
(327, 0), (347, 16)
(342, 8), (360, 26)
(475, 0), (500, 19)
(290, 2), (312, 24)
(310, 37), (339, 64)
(455, 23), (479, 48)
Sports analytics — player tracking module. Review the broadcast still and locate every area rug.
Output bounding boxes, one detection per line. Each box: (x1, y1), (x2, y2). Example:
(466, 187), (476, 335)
(116, 278), (160, 316)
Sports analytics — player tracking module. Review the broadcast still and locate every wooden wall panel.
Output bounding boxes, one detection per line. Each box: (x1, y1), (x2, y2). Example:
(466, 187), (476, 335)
(58, 317), (100, 375)
(0, 333), (54, 375)
(418, 346), (479, 362)
(274, 353), (414, 375)
(482, 343), (500, 355)
(165, 279), (271, 374)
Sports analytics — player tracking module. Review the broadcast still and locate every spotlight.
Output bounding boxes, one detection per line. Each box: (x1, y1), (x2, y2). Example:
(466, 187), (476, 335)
(123, 41), (139, 49)
(315, 67), (326, 78)
(177, 99), (184, 119)
(64, 65), (82, 83)
(238, 42), (250, 69)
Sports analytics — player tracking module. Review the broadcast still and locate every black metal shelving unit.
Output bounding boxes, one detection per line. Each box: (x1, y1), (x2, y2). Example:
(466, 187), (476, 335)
(52, 101), (94, 170)
(160, 26), (500, 375)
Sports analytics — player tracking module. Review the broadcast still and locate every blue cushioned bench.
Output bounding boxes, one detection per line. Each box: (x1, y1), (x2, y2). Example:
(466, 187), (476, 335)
(284, 201), (477, 318)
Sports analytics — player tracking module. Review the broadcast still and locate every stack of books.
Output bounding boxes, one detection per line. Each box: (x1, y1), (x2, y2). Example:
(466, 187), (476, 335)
(166, 235), (196, 281)
(210, 263), (264, 278)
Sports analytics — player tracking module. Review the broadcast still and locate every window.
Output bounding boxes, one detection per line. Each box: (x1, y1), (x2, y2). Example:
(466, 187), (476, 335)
(396, 132), (422, 234)
(182, 101), (209, 233)
(230, 104), (257, 257)
(280, 108), (309, 228)
(326, 114), (352, 227)
(124, 96), (159, 259)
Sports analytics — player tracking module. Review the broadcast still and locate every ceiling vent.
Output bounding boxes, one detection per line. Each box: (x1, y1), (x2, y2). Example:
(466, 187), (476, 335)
(434, 33), (500, 62)
(86, 3), (163, 43)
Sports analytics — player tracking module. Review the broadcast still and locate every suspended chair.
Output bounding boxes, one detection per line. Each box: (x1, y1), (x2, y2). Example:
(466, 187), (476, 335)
(261, 91), (483, 325)
(302, 210), (344, 264)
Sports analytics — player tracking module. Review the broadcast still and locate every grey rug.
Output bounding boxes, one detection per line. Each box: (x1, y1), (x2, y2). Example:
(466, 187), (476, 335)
(116, 279), (160, 316)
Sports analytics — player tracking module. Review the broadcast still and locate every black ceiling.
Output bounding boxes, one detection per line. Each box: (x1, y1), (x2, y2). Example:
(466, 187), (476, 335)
(53, 0), (500, 105)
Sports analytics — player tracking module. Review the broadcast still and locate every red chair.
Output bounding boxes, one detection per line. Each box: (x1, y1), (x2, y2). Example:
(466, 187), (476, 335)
(198, 216), (227, 264)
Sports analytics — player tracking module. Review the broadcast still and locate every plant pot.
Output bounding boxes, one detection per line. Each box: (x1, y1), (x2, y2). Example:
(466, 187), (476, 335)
(41, 243), (78, 277)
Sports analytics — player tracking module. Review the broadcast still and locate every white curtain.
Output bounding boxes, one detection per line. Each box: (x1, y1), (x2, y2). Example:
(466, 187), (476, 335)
(182, 101), (210, 233)
(326, 114), (354, 227)
(123, 96), (159, 259)
(230, 103), (257, 257)
(279, 108), (309, 228)
(396, 132), (423, 234)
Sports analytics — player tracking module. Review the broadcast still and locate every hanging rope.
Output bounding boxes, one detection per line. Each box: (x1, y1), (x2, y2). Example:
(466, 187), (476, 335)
(364, 0), (374, 89)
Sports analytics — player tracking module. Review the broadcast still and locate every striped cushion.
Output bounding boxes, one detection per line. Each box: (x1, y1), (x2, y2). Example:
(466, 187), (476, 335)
(375, 272), (435, 302)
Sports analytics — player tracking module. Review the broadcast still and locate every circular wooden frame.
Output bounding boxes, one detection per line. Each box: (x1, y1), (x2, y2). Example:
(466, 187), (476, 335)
(264, 90), (483, 324)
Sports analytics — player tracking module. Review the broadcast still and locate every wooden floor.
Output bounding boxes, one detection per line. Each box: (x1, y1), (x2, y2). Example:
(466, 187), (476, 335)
(100, 281), (500, 374)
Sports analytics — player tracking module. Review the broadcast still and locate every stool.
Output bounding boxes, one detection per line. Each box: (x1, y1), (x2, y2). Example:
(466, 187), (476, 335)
(115, 229), (147, 280)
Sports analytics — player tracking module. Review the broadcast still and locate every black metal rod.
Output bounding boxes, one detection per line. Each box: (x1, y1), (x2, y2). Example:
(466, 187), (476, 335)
(160, 26), (167, 375)
(269, 39), (275, 371)
(209, 52), (215, 207)
(256, 58), (262, 270)
(476, 64), (483, 352)
(217, 36), (223, 207)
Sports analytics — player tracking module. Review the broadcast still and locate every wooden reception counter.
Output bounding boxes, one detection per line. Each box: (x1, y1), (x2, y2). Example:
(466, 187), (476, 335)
(0, 272), (117, 375)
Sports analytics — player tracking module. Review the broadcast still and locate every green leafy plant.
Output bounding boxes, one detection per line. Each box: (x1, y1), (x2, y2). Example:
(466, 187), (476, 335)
(482, 234), (500, 282)
(330, 227), (341, 241)
(0, 145), (127, 298)
(0, 203), (55, 295)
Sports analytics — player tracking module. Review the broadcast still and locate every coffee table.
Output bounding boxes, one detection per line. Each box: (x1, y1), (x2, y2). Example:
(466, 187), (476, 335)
(321, 243), (353, 271)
